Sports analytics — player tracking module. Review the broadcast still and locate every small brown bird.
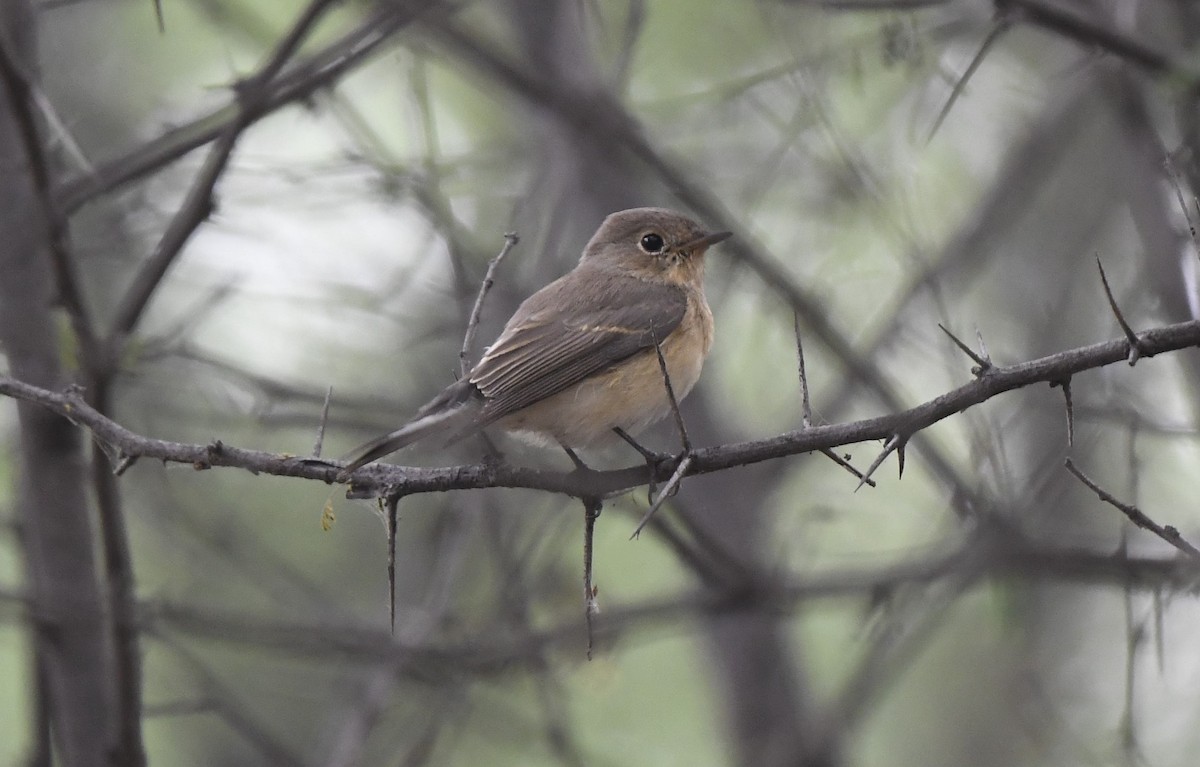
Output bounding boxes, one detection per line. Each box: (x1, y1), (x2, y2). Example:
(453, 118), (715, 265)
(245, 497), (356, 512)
(342, 207), (731, 473)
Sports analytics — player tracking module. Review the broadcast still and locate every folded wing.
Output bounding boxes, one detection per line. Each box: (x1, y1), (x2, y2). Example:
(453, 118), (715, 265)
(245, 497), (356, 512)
(471, 272), (688, 425)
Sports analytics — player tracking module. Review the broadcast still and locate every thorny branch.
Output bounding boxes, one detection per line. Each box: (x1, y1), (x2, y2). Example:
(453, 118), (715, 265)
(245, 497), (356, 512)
(2, 319), (1199, 504)
(796, 314), (876, 486)
(460, 232), (519, 376)
(1065, 459), (1200, 560)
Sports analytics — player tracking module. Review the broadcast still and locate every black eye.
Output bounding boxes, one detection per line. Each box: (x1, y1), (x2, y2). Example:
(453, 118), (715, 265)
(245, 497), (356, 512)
(640, 233), (665, 253)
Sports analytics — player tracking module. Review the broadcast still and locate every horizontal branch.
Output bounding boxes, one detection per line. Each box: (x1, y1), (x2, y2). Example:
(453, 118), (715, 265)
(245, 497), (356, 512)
(1, 319), (1198, 500)
(2, 540), (1182, 675)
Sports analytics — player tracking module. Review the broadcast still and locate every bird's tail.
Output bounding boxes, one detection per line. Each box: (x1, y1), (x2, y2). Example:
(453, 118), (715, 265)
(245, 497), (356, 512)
(340, 380), (482, 475)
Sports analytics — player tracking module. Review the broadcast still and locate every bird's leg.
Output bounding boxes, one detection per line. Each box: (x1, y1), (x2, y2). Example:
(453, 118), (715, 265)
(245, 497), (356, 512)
(613, 427), (670, 503)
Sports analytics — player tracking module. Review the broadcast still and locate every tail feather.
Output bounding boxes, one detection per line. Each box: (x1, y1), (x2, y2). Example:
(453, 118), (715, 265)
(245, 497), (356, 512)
(341, 381), (482, 474)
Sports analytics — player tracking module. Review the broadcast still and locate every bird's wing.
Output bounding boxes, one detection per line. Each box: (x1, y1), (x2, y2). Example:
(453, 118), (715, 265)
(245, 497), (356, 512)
(470, 271), (688, 424)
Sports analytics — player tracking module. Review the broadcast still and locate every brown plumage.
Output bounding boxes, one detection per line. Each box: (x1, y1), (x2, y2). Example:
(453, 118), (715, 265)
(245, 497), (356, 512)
(342, 207), (731, 473)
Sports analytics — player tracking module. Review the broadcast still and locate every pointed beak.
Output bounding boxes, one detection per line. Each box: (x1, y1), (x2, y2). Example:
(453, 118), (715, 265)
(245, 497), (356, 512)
(681, 229), (733, 251)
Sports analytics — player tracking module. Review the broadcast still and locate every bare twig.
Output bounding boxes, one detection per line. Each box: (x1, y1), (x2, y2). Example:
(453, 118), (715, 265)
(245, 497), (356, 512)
(997, 0), (1174, 74)
(797, 314), (875, 486)
(385, 492), (405, 632)
(823, 450), (876, 487)
(856, 433), (906, 491)
(1096, 257), (1142, 365)
(926, 18), (1012, 143)
(1164, 152), (1200, 258)
(630, 454), (694, 540)
(1064, 458), (1200, 560)
(652, 335), (690, 453)
(460, 232), (519, 376)
(313, 385), (334, 457)
(582, 497), (601, 659)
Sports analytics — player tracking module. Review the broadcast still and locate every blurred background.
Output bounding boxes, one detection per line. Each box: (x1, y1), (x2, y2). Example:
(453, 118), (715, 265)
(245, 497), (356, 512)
(3, 0), (1200, 765)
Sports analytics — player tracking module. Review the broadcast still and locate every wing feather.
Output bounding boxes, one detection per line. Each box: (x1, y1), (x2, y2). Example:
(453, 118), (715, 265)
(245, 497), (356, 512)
(469, 270), (687, 425)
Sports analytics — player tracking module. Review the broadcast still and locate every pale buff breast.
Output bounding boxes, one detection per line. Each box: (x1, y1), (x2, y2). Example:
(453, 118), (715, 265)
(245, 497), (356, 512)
(494, 291), (713, 448)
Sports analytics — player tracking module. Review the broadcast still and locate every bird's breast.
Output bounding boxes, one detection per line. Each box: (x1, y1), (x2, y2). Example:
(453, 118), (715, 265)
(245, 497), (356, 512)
(495, 290), (713, 448)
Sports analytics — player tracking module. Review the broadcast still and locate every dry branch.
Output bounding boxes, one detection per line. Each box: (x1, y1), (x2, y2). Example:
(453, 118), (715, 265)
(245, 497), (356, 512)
(1, 319), (1198, 502)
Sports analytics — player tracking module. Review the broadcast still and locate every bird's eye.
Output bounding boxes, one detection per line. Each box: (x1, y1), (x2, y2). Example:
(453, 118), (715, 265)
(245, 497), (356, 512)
(640, 233), (665, 253)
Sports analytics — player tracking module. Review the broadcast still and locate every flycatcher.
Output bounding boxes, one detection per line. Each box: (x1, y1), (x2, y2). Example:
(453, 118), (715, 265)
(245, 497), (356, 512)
(341, 207), (731, 473)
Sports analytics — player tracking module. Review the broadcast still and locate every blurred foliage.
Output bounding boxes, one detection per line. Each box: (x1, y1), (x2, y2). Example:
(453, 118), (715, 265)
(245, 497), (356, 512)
(4, 0), (1200, 766)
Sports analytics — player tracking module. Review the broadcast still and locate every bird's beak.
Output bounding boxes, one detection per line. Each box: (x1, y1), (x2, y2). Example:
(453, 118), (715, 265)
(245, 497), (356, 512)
(681, 230), (733, 251)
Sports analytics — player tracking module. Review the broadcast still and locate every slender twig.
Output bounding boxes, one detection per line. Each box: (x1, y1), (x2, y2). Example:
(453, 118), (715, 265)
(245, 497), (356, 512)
(460, 232), (519, 376)
(384, 492), (405, 632)
(822, 450), (875, 487)
(926, 18), (1012, 143)
(856, 433), (905, 491)
(630, 454), (693, 540)
(582, 497), (601, 659)
(313, 385), (333, 457)
(652, 333), (690, 453)
(997, 0), (1175, 74)
(1163, 152), (1200, 259)
(1096, 257), (1142, 365)
(797, 313), (875, 486)
(613, 427), (661, 463)
(626, 323), (700, 528)
(1065, 458), (1200, 560)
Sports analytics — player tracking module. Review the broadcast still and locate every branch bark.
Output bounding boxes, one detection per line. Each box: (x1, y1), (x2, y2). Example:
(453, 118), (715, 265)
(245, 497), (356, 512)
(1, 319), (1197, 501)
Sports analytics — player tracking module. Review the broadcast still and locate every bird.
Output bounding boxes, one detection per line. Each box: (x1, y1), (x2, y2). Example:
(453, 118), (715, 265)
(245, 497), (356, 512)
(340, 207), (731, 474)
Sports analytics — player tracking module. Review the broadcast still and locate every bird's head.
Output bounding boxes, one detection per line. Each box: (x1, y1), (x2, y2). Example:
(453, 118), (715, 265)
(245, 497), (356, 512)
(581, 207), (732, 286)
